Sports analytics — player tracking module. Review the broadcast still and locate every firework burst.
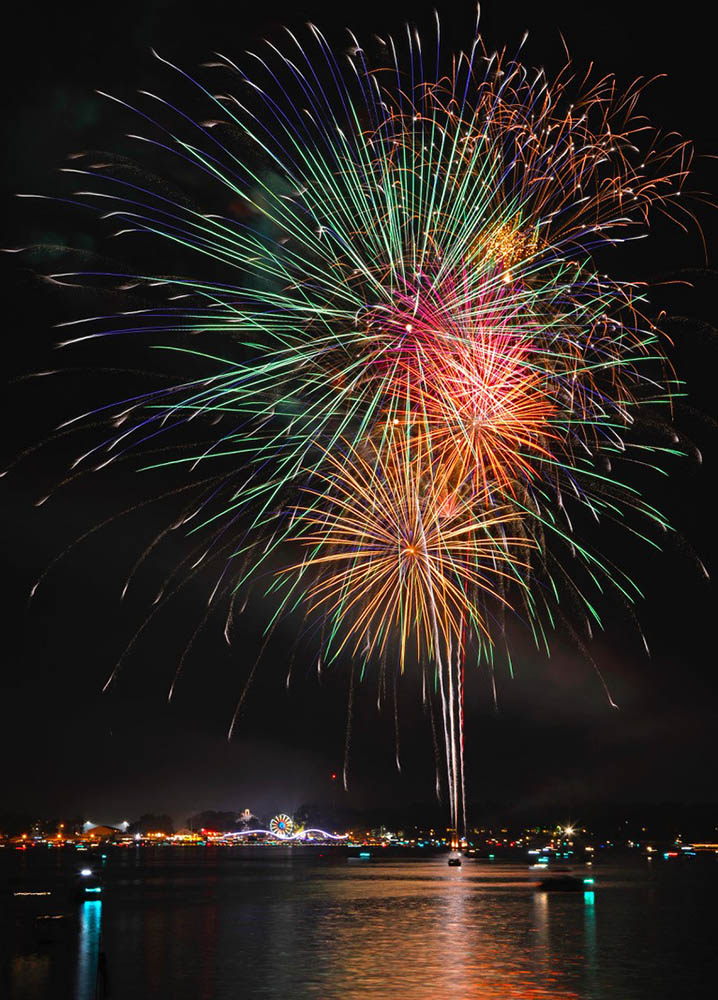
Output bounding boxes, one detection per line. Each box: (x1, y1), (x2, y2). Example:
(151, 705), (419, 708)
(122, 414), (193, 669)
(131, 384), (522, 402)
(17, 16), (698, 836)
(283, 436), (531, 669)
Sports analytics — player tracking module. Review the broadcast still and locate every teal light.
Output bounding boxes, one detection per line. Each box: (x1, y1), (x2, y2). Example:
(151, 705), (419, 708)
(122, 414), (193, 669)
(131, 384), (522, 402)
(85, 887), (102, 893)
(584, 891), (595, 905)
(583, 877), (595, 884)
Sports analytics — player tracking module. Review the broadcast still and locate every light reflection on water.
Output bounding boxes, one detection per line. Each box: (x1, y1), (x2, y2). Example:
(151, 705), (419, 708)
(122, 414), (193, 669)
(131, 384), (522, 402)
(9, 954), (51, 1000)
(3, 852), (716, 999)
(312, 873), (581, 998)
(75, 900), (101, 1000)
(583, 890), (597, 996)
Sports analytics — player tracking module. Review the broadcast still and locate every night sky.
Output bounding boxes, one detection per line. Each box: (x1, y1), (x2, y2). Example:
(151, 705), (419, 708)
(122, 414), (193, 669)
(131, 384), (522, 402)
(1, 0), (716, 828)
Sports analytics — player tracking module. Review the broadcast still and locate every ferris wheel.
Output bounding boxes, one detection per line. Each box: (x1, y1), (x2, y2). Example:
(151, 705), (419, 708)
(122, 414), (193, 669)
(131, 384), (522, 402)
(269, 814), (294, 838)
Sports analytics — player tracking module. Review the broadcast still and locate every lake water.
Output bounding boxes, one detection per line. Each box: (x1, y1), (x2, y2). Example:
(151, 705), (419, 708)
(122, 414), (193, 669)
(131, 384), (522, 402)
(2, 848), (715, 998)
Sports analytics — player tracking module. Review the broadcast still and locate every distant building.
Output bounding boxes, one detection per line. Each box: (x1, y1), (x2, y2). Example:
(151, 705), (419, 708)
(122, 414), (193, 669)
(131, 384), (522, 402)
(81, 824), (120, 842)
(239, 808), (257, 829)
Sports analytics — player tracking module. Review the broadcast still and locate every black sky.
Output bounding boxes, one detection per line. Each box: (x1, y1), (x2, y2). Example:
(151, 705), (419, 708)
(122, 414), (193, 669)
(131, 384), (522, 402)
(1, 0), (716, 827)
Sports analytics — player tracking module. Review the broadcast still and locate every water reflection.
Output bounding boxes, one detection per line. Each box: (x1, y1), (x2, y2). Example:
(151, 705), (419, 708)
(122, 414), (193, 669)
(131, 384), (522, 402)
(532, 889), (550, 974)
(308, 862), (583, 998)
(5, 852), (716, 999)
(583, 890), (597, 996)
(10, 954), (51, 1000)
(75, 900), (101, 1000)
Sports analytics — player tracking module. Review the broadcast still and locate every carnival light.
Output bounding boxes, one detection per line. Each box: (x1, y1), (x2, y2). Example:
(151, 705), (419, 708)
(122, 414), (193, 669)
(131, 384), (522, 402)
(224, 828), (349, 842)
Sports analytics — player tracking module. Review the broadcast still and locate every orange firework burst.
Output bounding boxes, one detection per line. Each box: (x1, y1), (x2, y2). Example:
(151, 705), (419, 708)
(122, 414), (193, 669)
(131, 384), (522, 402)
(370, 271), (558, 497)
(419, 330), (558, 496)
(285, 436), (532, 671)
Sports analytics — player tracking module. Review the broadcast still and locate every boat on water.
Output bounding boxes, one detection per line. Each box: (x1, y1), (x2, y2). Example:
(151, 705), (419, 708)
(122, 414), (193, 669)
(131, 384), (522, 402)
(447, 856), (462, 867)
(72, 867), (104, 901)
(536, 874), (592, 892)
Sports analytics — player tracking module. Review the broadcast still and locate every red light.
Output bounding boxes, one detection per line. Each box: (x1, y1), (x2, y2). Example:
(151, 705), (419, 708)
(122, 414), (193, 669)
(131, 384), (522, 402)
(331, 773), (337, 781)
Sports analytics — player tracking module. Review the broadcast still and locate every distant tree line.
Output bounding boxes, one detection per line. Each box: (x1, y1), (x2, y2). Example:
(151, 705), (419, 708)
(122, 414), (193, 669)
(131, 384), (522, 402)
(187, 811), (241, 832)
(0, 813), (85, 838)
(128, 814), (175, 835)
(3, 801), (717, 841)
